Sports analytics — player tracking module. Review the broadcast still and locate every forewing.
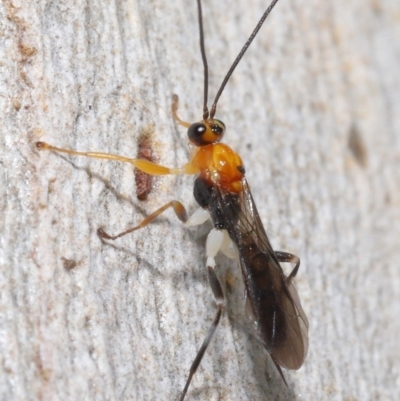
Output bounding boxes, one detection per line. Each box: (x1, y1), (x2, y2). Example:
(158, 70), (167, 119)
(276, 280), (309, 369)
(217, 179), (308, 370)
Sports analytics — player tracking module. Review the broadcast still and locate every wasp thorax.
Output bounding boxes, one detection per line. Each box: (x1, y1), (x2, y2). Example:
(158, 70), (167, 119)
(188, 119), (225, 146)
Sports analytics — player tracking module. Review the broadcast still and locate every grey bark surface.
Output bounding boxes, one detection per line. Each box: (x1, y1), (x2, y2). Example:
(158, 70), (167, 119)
(1, 0), (399, 400)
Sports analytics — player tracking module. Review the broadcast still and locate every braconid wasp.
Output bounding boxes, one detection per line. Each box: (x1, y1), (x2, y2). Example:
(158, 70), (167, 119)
(36, 0), (309, 399)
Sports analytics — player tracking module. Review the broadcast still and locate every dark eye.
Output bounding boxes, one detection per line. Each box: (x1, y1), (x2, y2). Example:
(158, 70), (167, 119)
(211, 125), (222, 135)
(211, 119), (225, 136)
(188, 123), (207, 145)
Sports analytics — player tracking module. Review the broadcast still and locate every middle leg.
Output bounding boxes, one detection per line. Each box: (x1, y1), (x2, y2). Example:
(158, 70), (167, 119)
(98, 205), (210, 240)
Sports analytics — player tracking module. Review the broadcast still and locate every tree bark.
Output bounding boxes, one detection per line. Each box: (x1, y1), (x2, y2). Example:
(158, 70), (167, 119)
(1, 0), (399, 400)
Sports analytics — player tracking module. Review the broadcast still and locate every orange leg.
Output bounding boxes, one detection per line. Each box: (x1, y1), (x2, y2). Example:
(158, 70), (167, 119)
(35, 141), (198, 176)
(36, 94), (196, 175)
(97, 200), (188, 240)
(171, 94), (191, 128)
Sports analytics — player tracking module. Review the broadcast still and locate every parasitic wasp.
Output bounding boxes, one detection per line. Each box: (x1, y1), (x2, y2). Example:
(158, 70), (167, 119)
(36, 0), (309, 399)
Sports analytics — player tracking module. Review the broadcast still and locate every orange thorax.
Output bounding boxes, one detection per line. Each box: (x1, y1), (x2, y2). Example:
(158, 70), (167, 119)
(190, 143), (244, 193)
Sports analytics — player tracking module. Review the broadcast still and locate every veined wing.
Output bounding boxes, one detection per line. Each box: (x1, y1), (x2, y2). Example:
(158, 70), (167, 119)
(216, 178), (309, 370)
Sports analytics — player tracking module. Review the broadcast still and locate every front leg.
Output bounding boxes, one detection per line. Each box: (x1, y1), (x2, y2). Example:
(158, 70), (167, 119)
(36, 141), (198, 175)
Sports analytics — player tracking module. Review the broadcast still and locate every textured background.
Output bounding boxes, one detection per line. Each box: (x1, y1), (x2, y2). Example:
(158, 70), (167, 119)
(1, 0), (399, 400)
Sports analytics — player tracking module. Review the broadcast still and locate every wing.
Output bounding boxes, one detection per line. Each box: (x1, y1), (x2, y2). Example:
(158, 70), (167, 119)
(215, 178), (309, 370)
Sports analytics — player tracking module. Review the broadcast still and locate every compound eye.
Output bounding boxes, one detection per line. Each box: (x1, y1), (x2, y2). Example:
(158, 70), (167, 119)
(211, 119), (225, 137)
(188, 123), (207, 146)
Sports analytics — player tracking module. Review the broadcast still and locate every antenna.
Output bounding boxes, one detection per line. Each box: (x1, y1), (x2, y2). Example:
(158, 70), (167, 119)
(196, 0), (210, 120)
(209, 0), (281, 119)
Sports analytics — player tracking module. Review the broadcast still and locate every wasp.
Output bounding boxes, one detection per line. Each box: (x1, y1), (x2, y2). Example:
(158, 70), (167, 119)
(36, 0), (308, 399)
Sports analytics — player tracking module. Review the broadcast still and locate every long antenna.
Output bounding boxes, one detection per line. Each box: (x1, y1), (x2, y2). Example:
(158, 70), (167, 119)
(210, 0), (281, 119)
(196, 0), (210, 120)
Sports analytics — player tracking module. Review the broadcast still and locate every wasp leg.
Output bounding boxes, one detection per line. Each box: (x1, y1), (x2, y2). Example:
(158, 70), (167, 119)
(35, 141), (197, 175)
(98, 205), (209, 240)
(179, 228), (226, 401)
(98, 200), (188, 240)
(184, 207), (210, 227)
(205, 228), (225, 268)
(171, 94), (191, 128)
(274, 251), (300, 283)
(220, 231), (238, 259)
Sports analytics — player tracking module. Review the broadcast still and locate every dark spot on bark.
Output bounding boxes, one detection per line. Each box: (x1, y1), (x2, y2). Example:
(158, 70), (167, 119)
(348, 125), (367, 167)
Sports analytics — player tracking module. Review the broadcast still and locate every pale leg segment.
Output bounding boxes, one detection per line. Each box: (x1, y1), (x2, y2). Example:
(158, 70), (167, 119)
(221, 231), (238, 259)
(205, 227), (237, 263)
(184, 207), (210, 227)
(205, 228), (225, 268)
